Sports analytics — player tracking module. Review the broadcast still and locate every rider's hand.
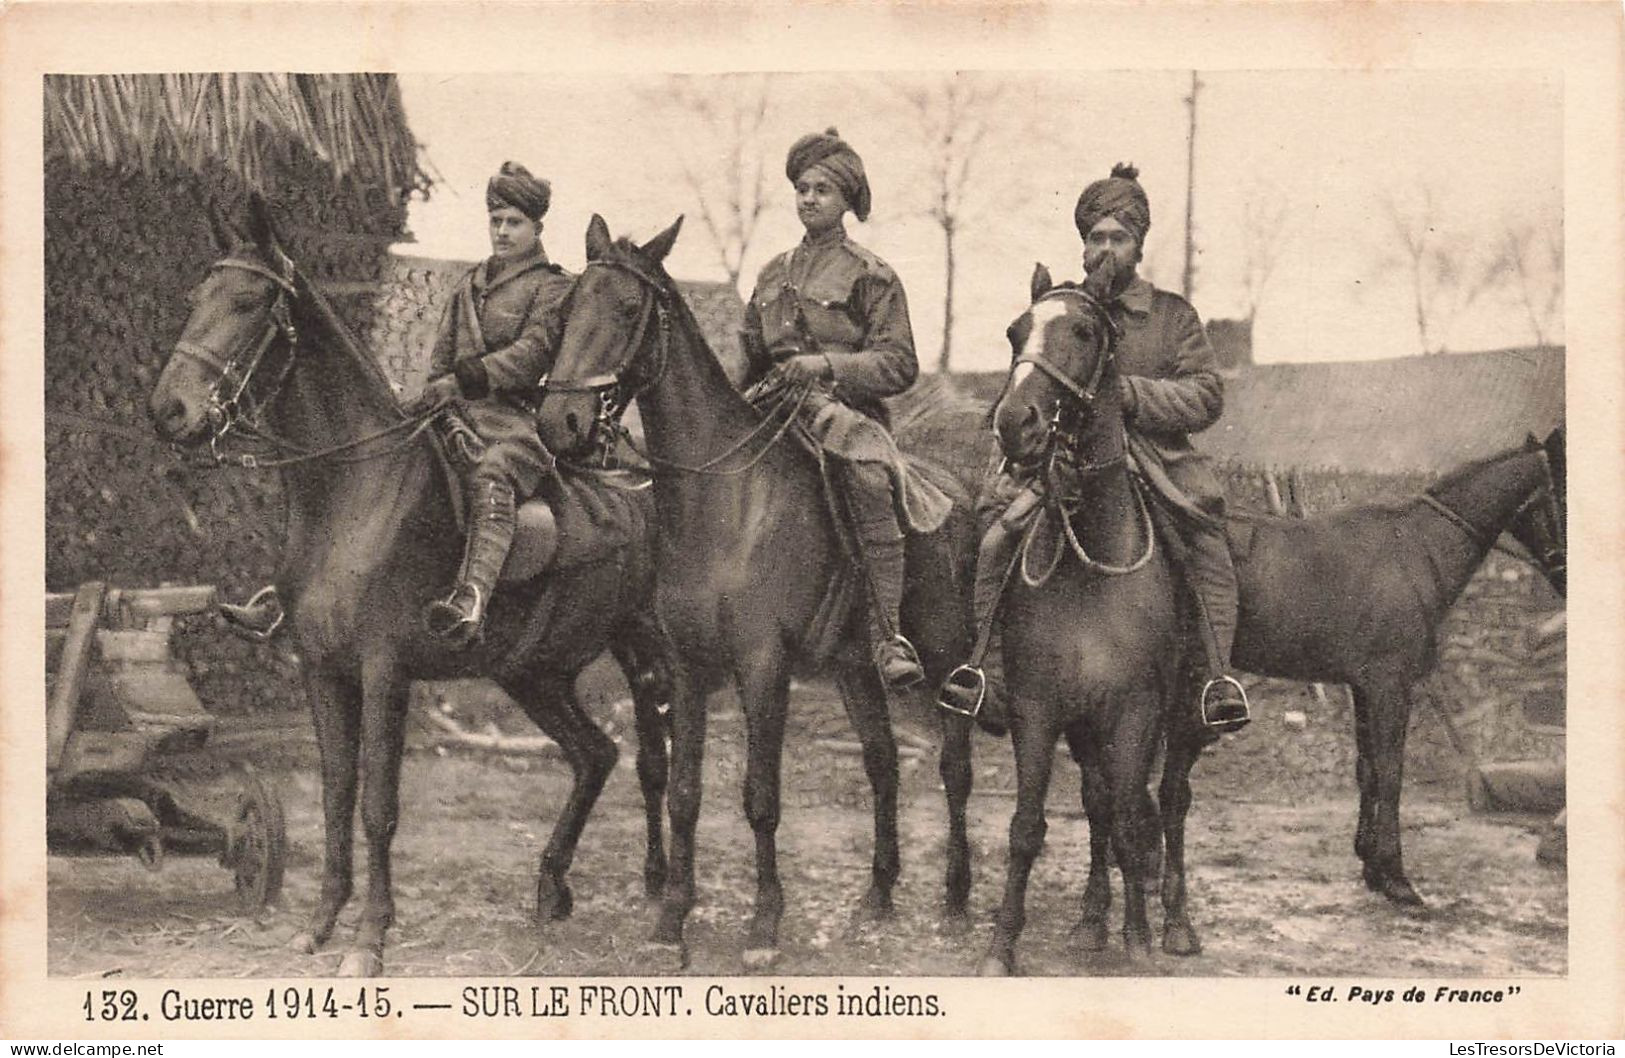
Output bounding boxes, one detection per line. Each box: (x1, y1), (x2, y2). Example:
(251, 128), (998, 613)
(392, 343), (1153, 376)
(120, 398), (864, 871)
(775, 353), (832, 387)
(403, 375), (461, 417)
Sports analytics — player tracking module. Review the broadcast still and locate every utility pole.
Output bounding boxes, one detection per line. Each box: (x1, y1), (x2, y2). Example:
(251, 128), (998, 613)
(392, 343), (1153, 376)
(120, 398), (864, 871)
(1183, 70), (1201, 301)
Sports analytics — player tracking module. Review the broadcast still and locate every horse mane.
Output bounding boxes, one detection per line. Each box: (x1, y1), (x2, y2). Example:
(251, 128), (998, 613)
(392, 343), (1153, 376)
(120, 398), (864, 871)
(603, 236), (764, 423)
(286, 263), (405, 423)
(1423, 438), (1532, 499)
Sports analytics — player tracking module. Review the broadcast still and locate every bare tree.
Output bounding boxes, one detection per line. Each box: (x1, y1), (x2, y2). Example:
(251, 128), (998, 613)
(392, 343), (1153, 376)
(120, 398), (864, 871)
(1379, 184), (1497, 354)
(893, 72), (1009, 374)
(1488, 217), (1564, 349)
(1239, 182), (1291, 327)
(644, 74), (774, 295)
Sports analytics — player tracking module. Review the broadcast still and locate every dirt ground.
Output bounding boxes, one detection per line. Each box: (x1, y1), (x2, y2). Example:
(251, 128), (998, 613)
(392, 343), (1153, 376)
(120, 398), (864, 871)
(47, 676), (1566, 980)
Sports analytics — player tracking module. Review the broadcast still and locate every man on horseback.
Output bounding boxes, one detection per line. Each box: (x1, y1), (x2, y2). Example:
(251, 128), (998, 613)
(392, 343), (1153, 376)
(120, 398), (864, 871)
(740, 128), (934, 691)
(943, 163), (1250, 734)
(397, 161), (575, 644)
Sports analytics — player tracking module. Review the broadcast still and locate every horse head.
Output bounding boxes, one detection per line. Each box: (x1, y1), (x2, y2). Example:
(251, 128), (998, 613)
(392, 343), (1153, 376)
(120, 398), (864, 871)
(992, 259), (1121, 469)
(1507, 425), (1567, 596)
(150, 193), (298, 447)
(535, 214), (684, 458)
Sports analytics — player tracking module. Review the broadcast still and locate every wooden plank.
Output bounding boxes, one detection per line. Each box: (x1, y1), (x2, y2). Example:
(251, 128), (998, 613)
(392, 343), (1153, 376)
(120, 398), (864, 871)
(46, 581), (107, 773)
(46, 584), (216, 627)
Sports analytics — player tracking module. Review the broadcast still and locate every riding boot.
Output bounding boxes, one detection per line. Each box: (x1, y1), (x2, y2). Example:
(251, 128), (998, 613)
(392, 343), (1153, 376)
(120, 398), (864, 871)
(425, 476), (516, 647)
(219, 584), (285, 642)
(618, 612), (676, 704)
(844, 461), (925, 691)
(1182, 518), (1250, 732)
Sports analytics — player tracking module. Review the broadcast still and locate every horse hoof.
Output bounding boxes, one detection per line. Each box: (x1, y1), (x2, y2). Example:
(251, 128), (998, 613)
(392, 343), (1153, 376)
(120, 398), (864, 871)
(536, 880), (574, 924)
(939, 909), (973, 937)
(977, 953), (1014, 977)
(337, 950), (382, 977)
(291, 931), (320, 955)
(1069, 918), (1109, 953)
(855, 887), (896, 924)
(1384, 877), (1423, 910)
(741, 946), (779, 972)
(643, 866), (667, 900)
(1161, 922), (1203, 957)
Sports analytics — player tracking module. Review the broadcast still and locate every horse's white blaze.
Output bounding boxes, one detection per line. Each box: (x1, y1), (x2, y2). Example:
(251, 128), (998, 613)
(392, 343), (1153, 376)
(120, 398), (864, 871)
(1009, 299), (1070, 393)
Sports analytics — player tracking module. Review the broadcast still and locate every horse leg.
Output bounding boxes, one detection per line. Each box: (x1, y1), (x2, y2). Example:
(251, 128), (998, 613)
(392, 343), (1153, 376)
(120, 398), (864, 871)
(610, 636), (670, 899)
(1157, 720), (1204, 956)
(1065, 721), (1112, 953)
(1361, 679), (1425, 907)
(1351, 681), (1380, 887)
(291, 663), (360, 956)
(938, 712), (974, 929)
(737, 650), (792, 969)
(1106, 703), (1161, 962)
(651, 665), (707, 960)
(836, 661), (902, 926)
(497, 672), (619, 925)
(340, 653), (410, 977)
(980, 704), (1058, 976)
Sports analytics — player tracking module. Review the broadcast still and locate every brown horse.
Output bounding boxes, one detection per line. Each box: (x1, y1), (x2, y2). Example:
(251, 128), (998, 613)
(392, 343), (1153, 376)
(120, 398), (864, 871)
(980, 262), (1188, 973)
(990, 263), (1567, 971)
(147, 195), (672, 976)
(533, 216), (979, 969)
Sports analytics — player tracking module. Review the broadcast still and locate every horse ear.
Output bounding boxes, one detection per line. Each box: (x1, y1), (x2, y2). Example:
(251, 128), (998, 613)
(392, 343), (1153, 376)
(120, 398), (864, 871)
(586, 214), (612, 261)
(204, 195), (236, 252)
(1082, 255), (1119, 298)
(1030, 262), (1053, 301)
(245, 192), (283, 253)
(640, 215), (684, 264)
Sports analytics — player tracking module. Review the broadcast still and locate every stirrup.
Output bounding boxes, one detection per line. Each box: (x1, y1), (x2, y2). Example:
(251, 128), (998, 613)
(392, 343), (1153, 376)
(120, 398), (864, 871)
(219, 585), (284, 643)
(1199, 674), (1251, 729)
(937, 665), (987, 719)
(424, 584), (485, 645)
(877, 634), (925, 690)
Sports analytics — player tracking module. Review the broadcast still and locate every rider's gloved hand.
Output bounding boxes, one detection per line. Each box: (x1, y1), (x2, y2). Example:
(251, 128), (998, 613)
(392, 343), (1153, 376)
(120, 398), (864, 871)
(774, 353), (833, 388)
(402, 375), (461, 417)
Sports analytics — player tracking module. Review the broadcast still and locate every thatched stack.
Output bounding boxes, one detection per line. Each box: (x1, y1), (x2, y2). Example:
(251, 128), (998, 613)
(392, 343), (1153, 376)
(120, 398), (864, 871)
(44, 74), (425, 715)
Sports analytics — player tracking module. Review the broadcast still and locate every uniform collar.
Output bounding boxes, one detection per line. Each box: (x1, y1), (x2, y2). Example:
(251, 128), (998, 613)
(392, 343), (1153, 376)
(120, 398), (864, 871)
(477, 244), (550, 292)
(799, 223), (847, 250)
(1112, 275), (1154, 316)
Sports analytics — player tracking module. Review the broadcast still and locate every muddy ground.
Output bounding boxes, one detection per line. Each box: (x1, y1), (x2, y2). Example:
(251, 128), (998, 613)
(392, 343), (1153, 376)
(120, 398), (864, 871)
(47, 674), (1565, 979)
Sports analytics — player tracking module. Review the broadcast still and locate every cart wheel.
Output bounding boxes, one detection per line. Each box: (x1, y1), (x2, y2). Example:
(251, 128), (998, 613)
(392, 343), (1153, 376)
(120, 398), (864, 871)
(230, 770), (286, 911)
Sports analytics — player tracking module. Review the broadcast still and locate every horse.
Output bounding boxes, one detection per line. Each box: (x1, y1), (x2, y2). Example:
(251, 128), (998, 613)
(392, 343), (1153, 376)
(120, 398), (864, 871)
(989, 263), (1567, 970)
(978, 261), (1189, 974)
(532, 215), (979, 970)
(147, 194), (673, 976)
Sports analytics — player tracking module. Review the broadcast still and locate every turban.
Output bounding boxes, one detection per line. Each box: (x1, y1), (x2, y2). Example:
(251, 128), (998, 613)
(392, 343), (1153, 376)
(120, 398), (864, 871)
(785, 128), (872, 222)
(1073, 163), (1151, 244)
(486, 161), (551, 221)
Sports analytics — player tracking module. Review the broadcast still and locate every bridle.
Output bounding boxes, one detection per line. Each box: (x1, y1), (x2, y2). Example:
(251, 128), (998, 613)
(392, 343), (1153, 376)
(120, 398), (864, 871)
(1007, 288), (1154, 583)
(541, 258), (675, 465)
(172, 253), (300, 464)
(168, 250), (437, 470)
(544, 257), (809, 475)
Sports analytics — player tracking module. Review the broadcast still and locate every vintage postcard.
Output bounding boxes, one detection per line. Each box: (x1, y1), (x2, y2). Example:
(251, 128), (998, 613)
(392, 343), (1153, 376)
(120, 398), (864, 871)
(2, 0), (1620, 1042)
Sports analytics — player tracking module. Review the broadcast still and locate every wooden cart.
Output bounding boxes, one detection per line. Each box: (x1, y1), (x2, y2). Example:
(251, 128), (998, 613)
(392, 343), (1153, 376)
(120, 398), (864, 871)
(46, 582), (286, 910)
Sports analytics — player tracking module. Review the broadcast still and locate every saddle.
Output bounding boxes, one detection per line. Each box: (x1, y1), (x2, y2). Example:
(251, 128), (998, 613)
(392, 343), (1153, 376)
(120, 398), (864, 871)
(430, 408), (651, 583)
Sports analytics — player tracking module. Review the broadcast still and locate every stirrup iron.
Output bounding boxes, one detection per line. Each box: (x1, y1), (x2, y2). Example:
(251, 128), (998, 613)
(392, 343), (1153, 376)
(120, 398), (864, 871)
(937, 664), (987, 719)
(425, 583), (485, 644)
(219, 585), (284, 643)
(1199, 674), (1251, 729)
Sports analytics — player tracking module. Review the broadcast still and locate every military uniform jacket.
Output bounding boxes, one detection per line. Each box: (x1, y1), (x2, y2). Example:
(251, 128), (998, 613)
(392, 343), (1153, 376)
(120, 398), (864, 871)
(741, 227), (918, 424)
(429, 246), (573, 406)
(1110, 275), (1226, 518)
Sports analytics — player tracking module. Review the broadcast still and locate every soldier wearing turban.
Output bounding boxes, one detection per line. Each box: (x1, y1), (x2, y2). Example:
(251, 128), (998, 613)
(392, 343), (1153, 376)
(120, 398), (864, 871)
(739, 129), (950, 691)
(944, 163), (1249, 735)
(407, 161), (575, 644)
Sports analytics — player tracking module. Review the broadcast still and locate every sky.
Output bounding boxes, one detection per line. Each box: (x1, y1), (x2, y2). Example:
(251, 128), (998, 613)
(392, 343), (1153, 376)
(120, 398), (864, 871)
(397, 70), (1563, 371)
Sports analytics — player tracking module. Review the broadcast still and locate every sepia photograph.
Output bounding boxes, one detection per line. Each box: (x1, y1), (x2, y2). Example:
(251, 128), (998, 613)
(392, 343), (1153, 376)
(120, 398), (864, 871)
(3, 0), (1621, 1042)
